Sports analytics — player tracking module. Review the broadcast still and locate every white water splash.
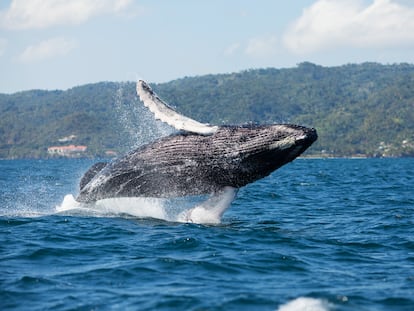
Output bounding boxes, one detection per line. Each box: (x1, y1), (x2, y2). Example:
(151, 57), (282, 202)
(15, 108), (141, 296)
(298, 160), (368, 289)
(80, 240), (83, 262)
(114, 82), (172, 150)
(177, 187), (237, 224)
(56, 187), (236, 224)
(277, 297), (332, 311)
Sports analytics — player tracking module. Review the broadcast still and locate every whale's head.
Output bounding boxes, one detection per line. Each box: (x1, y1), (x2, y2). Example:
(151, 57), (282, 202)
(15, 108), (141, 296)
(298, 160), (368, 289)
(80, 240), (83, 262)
(258, 124), (318, 160)
(213, 124), (317, 187)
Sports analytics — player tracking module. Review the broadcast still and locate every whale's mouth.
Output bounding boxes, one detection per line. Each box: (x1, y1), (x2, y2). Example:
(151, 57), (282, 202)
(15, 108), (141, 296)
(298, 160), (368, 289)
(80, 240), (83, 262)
(297, 127), (318, 147)
(265, 126), (318, 167)
(286, 127), (318, 159)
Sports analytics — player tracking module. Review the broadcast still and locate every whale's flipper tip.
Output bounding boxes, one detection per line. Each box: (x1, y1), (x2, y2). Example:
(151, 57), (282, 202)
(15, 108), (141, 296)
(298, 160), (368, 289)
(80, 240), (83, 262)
(136, 80), (218, 135)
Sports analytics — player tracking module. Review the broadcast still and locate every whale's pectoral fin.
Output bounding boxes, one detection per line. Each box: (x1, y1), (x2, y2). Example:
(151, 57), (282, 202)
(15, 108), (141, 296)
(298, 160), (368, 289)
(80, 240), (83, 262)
(179, 187), (237, 224)
(79, 162), (108, 190)
(136, 80), (219, 135)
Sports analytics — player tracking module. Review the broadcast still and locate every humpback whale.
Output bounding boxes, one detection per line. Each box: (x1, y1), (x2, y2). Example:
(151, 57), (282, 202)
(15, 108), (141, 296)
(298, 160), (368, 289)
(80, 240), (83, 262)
(76, 80), (317, 204)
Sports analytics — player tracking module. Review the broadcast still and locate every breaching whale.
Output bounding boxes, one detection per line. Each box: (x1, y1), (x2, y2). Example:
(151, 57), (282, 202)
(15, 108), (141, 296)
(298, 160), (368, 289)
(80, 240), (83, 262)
(76, 80), (317, 204)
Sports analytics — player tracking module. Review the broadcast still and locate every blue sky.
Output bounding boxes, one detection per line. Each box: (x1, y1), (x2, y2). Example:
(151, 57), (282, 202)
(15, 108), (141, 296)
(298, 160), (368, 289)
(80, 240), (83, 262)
(1, 0), (414, 93)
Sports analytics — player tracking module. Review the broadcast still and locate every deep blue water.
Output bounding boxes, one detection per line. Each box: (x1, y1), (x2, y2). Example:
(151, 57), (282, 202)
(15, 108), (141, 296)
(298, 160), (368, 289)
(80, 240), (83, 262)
(1, 158), (413, 310)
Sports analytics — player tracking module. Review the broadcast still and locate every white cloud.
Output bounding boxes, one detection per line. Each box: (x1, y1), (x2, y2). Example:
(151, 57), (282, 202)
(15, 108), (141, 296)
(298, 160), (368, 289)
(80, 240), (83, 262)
(283, 0), (414, 54)
(224, 42), (241, 56)
(0, 0), (134, 30)
(18, 37), (76, 63)
(245, 35), (278, 57)
(0, 38), (7, 56)
(223, 36), (279, 59)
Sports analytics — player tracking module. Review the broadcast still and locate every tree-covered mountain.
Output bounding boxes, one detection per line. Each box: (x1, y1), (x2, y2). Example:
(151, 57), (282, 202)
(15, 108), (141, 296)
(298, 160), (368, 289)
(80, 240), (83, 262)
(1, 62), (414, 159)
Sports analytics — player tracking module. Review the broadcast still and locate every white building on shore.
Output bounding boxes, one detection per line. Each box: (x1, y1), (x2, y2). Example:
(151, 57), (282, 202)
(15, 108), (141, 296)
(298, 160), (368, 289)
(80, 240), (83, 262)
(47, 145), (87, 157)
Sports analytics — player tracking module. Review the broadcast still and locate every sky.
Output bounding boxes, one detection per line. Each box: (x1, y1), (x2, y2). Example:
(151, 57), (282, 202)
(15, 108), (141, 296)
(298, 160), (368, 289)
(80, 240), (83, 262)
(1, 0), (414, 93)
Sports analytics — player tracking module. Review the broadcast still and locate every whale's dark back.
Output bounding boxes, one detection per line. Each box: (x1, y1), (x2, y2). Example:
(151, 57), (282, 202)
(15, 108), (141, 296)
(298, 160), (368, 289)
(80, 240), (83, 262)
(77, 124), (317, 203)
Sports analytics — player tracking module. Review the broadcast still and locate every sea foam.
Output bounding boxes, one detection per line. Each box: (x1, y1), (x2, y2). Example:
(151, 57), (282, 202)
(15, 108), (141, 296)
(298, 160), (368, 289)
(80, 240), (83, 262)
(56, 188), (236, 224)
(277, 297), (331, 311)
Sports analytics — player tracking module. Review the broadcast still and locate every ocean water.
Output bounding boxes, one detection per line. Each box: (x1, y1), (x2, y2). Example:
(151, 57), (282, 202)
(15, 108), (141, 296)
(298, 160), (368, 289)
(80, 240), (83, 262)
(1, 158), (413, 310)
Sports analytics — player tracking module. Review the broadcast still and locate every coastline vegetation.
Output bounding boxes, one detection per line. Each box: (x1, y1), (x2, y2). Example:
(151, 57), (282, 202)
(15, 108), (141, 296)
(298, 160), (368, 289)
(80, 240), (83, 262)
(1, 62), (414, 159)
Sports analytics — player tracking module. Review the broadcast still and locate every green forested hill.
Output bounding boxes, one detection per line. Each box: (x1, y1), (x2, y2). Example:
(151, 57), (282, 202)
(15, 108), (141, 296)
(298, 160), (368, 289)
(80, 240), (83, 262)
(0, 82), (124, 158)
(1, 62), (414, 158)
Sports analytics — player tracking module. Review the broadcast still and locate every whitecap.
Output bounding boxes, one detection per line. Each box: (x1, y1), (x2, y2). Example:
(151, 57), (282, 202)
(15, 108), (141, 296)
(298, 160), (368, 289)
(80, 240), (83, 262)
(277, 297), (332, 311)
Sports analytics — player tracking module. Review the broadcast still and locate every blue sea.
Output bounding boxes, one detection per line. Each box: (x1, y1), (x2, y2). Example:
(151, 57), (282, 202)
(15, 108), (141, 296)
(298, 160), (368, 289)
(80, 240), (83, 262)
(1, 158), (413, 311)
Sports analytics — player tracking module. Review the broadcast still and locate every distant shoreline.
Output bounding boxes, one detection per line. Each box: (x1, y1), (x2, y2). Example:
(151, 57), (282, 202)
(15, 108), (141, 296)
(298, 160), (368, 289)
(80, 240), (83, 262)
(1, 154), (413, 161)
